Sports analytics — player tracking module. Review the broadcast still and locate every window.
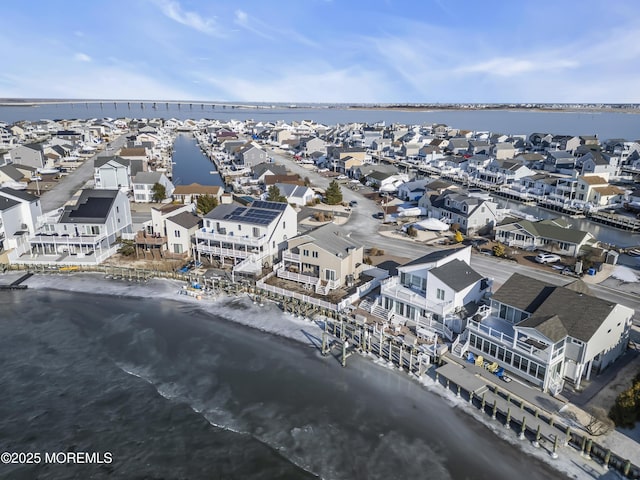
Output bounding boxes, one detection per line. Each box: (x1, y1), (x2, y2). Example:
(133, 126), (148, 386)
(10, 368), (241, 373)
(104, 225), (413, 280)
(325, 269), (336, 281)
(116, 206), (119, 213)
(436, 288), (445, 300)
(283, 222), (286, 229)
(173, 244), (183, 254)
(312, 251), (318, 258)
(253, 227), (259, 237)
(303, 249), (309, 256)
(238, 224), (242, 231)
(174, 230), (180, 238)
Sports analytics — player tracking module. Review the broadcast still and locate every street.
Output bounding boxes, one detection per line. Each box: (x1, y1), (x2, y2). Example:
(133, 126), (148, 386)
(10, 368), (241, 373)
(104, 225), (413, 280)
(269, 148), (640, 316)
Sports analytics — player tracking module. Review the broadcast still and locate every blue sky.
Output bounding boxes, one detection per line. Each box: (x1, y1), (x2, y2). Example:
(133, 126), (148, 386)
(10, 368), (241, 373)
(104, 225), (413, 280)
(1, 0), (640, 103)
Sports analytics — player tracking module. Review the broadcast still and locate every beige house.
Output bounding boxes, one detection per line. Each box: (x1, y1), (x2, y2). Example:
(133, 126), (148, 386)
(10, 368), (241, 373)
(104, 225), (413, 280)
(277, 223), (364, 295)
(172, 183), (223, 204)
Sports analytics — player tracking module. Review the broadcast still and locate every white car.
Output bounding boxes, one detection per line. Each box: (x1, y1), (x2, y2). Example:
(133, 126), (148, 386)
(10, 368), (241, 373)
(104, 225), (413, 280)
(337, 175), (348, 180)
(535, 253), (561, 264)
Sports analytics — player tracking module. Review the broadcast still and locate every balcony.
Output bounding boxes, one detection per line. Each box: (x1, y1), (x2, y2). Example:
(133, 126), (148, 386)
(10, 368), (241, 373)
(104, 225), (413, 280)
(196, 244), (254, 259)
(282, 251), (301, 263)
(135, 231), (167, 246)
(381, 277), (452, 317)
(467, 316), (555, 364)
(30, 233), (102, 246)
(276, 268), (321, 286)
(195, 228), (265, 248)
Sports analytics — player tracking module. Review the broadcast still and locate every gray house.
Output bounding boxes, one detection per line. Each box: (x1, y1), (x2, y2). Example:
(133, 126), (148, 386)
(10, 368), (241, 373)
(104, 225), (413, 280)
(9, 144), (45, 169)
(236, 143), (268, 168)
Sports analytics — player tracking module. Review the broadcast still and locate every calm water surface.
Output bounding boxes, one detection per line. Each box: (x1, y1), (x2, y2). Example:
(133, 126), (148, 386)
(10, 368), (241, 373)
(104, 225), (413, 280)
(0, 289), (567, 479)
(1, 103), (640, 140)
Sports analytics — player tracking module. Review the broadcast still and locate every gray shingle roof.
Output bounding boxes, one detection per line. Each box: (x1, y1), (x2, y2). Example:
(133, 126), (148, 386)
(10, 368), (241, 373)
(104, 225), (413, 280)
(167, 211), (201, 229)
(491, 273), (555, 313)
(294, 223), (359, 257)
(0, 187), (37, 202)
(517, 287), (616, 342)
(429, 259), (483, 292)
(401, 246), (467, 268)
(133, 171), (162, 184)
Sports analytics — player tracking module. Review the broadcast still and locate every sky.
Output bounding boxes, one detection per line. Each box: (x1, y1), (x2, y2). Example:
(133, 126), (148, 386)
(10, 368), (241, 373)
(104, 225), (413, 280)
(1, 0), (640, 103)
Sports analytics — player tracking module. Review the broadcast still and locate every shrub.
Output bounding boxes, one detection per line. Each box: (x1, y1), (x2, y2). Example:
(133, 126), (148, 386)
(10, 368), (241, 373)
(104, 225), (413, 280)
(492, 243), (506, 257)
(609, 372), (640, 428)
(407, 226), (418, 238)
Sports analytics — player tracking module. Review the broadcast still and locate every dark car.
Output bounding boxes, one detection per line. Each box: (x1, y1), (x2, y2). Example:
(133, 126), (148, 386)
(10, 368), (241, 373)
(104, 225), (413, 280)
(349, 200), (358, 207)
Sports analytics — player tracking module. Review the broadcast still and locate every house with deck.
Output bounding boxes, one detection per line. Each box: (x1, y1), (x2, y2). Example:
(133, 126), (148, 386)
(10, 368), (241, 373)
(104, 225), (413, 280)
(494, 217), (597, 257)
(372, 246), (490, 340)
(195, 200), (297, 274)
(0, 188), (42, 258)
(19, 189), (132, 264)
(465, 273), (634, 394)
(277, 223), (364, 295)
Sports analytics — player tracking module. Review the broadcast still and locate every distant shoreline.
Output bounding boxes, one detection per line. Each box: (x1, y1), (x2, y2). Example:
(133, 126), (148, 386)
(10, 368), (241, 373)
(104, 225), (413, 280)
(0, 99), (639, 115)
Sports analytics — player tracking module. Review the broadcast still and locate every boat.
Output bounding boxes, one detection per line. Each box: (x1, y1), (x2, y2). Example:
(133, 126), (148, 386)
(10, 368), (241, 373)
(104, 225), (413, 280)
(210, 170), (218, 174)
(37, 168), (60, 174)
(626, 249), (640, 257)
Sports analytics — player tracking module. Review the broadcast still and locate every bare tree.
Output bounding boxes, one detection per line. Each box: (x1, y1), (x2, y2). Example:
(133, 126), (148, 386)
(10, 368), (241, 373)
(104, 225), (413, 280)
(586, 407), (615, 436)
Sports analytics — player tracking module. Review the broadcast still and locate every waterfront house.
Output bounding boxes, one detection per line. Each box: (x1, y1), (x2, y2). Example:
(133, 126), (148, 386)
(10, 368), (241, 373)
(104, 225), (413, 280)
(166, 211), (201, 256)
(9, 143), (46, 170)
(20, 189), (132, 265)
(252, 163), (287, 183)
(298, 136), (326, 156)
(580, 151), (618, 177)
(544, 150), (576, 174)
(118, 147), (149, 165)
(494, 217), (596, 257)
(376, 246), (490, 339)
(0, 188), (42, 258)
(172, 183), (223, 205)
(575, 175), (610, 204)
(132, 172), (175, 203)
(465, 273), (634, 394)
(235, 142), (268, 168)
(421, 190), (499, 235)
(195, 200), (297, 274)
(492, 143), (516, 160)
(277, 223), (364, 295)
(94, 156), (133, 190)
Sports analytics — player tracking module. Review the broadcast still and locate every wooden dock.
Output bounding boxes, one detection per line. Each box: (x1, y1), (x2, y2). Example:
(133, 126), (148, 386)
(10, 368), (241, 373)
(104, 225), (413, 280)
(587, 211), (640, 232)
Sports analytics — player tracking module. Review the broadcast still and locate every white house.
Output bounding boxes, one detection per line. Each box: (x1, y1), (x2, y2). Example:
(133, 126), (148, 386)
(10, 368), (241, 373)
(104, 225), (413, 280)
(0, 188), (42, 258)
(166, 211), (201, 256)
(195, 200), (297, 274)
(18, 189), (132, 265)
(94, 156), (131, 190)
(375, 246), (490, 339)
(132, 171), (175, 203)
(466, 273), (634, 394)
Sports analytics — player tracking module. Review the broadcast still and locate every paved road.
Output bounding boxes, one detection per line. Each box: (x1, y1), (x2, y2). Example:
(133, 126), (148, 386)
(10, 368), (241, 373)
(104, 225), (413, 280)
(270, 149), (640, 315)
(39, 134), (128, 213)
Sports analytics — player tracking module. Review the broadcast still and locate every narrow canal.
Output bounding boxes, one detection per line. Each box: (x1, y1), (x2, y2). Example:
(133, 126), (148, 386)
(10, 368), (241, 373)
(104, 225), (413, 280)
(171, 133), (224, 187)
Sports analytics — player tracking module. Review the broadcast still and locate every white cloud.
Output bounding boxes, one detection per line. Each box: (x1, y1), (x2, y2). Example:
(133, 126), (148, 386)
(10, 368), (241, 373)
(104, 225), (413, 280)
(455, 57), (578, 77)
(156, 0), (221, 36)
(0, 66), (195, 101)
(233, 9), (273, 40)
(235, 9), (248, 26)
(74, 53), (92, 62)
(201, 65), (395, 103)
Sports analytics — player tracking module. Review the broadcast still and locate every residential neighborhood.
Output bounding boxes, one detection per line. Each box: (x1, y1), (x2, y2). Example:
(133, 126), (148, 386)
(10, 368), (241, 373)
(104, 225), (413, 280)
(0, 114), (638, 407)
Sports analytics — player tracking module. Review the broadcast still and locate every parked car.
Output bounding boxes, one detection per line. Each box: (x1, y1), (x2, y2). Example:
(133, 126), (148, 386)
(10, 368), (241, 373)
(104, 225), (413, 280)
(349, 200), (358, 207)
(535, 253), (561, 264)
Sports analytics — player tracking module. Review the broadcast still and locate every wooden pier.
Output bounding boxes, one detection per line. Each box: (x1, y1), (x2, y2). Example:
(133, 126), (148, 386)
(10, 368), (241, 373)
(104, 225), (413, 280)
(587, 211), (640, 232)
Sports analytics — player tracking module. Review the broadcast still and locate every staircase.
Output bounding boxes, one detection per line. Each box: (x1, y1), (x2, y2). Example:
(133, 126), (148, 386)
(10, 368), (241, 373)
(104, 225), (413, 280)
(233, 253), (263, 274)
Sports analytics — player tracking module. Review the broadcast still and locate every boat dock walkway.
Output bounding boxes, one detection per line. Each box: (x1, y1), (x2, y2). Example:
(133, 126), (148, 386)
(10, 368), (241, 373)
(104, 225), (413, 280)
(0, 272), (32, 289)
(435, 353), (640, 475)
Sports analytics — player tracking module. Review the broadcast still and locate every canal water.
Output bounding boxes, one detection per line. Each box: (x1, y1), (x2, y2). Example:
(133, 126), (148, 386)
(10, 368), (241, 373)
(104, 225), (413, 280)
(171, 133), (224, 188)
